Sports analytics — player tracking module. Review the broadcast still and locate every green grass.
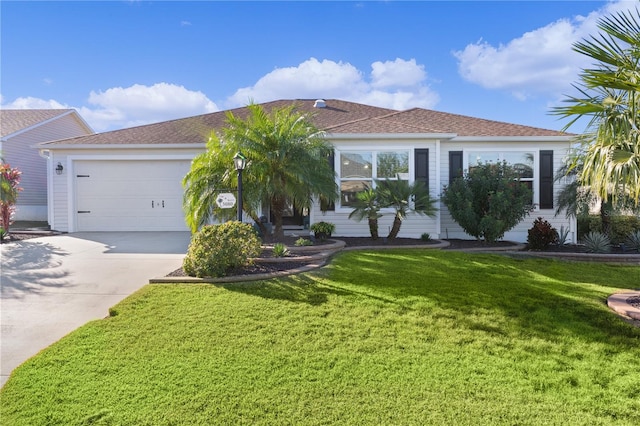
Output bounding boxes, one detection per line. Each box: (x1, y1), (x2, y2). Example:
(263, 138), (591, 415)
(2, 251), (639, 425)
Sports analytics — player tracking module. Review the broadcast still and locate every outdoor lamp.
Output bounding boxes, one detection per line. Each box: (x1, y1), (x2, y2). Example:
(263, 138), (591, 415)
(55, 162), (64, 175)
(233, 152), (246, 171)
(233, 152), (246, 221)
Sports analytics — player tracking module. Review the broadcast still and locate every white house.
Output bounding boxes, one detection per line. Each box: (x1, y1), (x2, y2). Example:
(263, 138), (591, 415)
(0, 109), (94, 222)
(38, 99), (576, 243)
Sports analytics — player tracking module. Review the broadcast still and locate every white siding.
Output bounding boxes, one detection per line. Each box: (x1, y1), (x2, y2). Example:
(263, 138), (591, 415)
(310, 137), (440, 239)
(3, 113), (92, 221)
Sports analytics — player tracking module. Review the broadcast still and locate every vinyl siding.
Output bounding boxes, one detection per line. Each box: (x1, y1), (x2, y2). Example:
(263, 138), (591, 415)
(3, 113), (92, 220)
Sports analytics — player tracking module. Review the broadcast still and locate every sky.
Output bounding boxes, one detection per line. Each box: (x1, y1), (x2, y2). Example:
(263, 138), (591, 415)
(1, 0), (637, 133)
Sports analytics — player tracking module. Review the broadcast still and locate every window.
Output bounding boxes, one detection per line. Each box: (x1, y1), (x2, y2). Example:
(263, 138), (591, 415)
(467, 151), (535, 202)
(339, 150), (409, 207)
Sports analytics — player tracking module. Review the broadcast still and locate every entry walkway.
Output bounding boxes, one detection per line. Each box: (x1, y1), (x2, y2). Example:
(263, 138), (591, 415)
(1, 232), (190, 387)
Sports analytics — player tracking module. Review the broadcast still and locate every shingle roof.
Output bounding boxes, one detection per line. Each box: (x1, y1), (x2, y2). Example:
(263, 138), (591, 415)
(0, 109), (76, 138)
(39, 99), (570, 146)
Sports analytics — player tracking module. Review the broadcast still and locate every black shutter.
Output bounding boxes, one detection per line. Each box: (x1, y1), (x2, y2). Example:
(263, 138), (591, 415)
(414, 149), (429, 188)
(321, 150), (335, 211)
(539, 150), (554, 209)
(449, 151), (463, 184)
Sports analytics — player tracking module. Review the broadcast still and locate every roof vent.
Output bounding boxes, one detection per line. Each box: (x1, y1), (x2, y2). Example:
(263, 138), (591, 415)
(313, 99), (326, 108)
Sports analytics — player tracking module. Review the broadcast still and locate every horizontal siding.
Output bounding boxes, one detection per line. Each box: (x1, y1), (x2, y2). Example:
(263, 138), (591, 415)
(3, 114), (92, 221)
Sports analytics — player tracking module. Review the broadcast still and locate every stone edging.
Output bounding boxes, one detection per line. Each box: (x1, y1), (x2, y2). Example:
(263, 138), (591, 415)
(607, 292), (640, 322)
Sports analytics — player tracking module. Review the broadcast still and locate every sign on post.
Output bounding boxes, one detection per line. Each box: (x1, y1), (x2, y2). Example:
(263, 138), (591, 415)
(216, 192), (236, 209)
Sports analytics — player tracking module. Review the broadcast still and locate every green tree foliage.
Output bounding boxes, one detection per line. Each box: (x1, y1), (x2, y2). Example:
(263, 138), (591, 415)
(442, 162), (534, 243)
(347, 186), (382, 240)
(376, 178), (438, 240)
(183, 103), (338, 239)
(553, 8), (640, 207)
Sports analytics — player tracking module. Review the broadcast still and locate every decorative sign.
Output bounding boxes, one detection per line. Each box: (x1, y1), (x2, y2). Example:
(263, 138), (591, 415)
(216, 192), (236, 209)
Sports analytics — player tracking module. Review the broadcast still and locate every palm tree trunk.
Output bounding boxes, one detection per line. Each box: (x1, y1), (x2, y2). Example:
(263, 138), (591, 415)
(600, 199), (611, 237)
(271, 196), (286, 241)
(387, 215), (402, 240)
(368, 218), (379, 240)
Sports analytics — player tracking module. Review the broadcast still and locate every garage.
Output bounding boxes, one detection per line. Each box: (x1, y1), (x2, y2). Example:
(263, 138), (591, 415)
(74, 159), (192, 231)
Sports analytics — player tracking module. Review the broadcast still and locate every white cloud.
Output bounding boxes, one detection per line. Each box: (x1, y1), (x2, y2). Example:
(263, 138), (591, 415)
(453, 0), (637, 100)
(371, 58), (426, 89)
(1, 83), (219, 132)
(226, 57), (439, 111)
(2, 96), (67, 109)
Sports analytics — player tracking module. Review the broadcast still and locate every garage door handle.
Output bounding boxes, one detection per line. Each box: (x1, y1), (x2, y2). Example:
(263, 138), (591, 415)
(78, 211), (91, 214)
(152, 200), (154, 208)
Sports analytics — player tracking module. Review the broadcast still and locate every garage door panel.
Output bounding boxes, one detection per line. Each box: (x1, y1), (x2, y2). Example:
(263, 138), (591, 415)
(75, 160), (191, 231)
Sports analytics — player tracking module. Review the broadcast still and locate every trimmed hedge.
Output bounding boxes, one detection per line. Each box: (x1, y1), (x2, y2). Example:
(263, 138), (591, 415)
(577, 215), (640, 244)
(183, 222), (261, 278)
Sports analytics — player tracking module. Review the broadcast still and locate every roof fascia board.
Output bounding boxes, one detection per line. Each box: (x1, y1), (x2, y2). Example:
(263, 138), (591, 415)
(451, 136), (573, 142)
(36, 143), (206, 150)
(326, 133), (457, 140)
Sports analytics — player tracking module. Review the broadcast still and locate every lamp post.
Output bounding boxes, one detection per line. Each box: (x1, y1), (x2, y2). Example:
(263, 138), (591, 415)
(233, 152), (246, 222)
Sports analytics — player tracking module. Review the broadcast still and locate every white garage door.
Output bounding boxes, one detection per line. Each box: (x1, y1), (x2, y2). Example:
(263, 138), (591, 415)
(75, 160), (192, 231)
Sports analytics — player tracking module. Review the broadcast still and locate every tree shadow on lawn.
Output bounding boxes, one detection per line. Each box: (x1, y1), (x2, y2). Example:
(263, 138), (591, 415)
(229, 250), (640, 346)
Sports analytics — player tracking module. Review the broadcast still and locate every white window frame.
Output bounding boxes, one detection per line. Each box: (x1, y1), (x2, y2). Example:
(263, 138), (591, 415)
(336, 148), (413, 211)
(463, 149), (539, 210)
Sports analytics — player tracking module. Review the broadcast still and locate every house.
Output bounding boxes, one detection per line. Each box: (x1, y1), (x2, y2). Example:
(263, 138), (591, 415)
(0, 109), (94, 222)
(38, 99), (576, 243)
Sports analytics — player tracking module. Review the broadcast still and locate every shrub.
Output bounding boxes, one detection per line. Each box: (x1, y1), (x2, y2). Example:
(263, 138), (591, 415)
(582, 231), (612, 253)
(420, 232), (432, 242)
(625, 230), (640, 252)
(527, 217), (558, 250)
(577, 214), (640, 243)
(442, 161), (534, 243)
(272, 243), (290, 257)
(310, 221), (335, 241)
(294, 238), (313, 246)
(557, 225), (570, 246)
(183, 222), (261, 277)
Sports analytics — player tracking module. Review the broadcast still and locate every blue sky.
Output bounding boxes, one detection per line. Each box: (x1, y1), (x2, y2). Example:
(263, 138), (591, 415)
(1, 0), (635, 132)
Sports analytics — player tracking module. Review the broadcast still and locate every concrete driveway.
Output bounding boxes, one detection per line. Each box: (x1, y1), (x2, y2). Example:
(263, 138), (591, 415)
(0, 232), (191, 387)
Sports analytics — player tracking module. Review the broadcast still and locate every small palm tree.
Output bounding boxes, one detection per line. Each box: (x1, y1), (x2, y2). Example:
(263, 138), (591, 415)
(183, 103), (338, 240)
(376, 178), (438, 240)
(348, 186), (382, 240)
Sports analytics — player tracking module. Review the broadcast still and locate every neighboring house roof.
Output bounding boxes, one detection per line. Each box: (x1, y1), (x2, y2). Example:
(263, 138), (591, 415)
(0, 109), (94, 139)
(39, 99), (570, 147)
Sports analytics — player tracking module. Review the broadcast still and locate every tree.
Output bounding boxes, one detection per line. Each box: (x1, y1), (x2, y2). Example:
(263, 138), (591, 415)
(376, 178), (438, 240)
(183, 103), (338, 240)
(348, 186), (382, 240)
(0, 163), (22, 239)
(442, 162), (534, 243)
(553, 8), (640, 208)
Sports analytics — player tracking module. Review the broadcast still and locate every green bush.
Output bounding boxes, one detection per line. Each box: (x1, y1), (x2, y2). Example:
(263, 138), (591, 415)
(294, 238), (313, 246)
(527, 217), (558, 250)
(420, 232), (432, 242)
(577, 215), (640, 244)
(625, 230), (640, 252)
(582, 231), (612, 253)
(310, 221), (335, 241)
(183, 222), (261, 277)
(442, 161), (534, 242)
(272, 242), (289, 257)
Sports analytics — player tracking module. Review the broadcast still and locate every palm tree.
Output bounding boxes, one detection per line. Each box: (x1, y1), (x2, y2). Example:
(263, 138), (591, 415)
(553, 8), (640, 208)
(376, 178), (438, 240)
(183, 103), (338, 240)
(348, 186), (382, 240)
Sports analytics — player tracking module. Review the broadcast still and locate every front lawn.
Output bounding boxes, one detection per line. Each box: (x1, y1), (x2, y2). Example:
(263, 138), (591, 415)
(2, 251), (639, 425)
